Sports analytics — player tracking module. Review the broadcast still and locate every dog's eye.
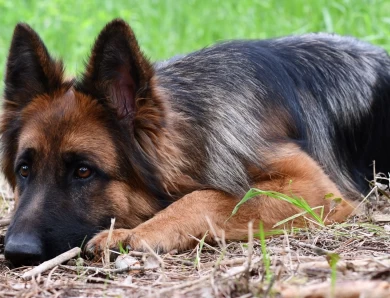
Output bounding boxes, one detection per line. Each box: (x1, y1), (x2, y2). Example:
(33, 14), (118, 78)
(19, 165), (30, 178)
(75, 166), (92, 179)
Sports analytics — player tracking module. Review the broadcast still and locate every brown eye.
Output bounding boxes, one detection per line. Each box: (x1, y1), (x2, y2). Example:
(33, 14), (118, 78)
(19, 165), (30, 178)
(75, 166), (92, 179)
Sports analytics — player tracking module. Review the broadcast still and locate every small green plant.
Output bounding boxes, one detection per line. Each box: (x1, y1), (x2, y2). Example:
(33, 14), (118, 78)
(228, 187), (325, 226)
(194, 231), (208, 269)
(259, 221), (272, 283)
(118, 242), (129, 255)
(273, 205), (325, 228)
(79, 235), (88, 253)
(262, 227), (303, 237)
(327, 252), (340, 297)
(75, 235), (89, 276)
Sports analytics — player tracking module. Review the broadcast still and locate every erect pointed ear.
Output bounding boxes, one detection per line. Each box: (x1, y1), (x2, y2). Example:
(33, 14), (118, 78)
(1, 24), (64, 188)
(4, 23), (65, 108)
(75, 19), (155, 119)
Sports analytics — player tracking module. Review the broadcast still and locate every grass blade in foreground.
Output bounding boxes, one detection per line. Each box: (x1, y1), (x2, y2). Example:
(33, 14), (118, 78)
(259, 221), (272, 283)
(229, 188), (325, 227)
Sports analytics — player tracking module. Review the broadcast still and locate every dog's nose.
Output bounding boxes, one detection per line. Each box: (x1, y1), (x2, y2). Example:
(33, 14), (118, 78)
(4, 233), (43, 266)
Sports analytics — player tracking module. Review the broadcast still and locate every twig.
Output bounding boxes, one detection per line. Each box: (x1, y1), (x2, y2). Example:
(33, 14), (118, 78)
(141, 239), (166, 277)
(128, 251), (147, 257)
(104, 218), (116, 266)
(22, 247), (81, 280)
(244, 221), (253, 278)
(295, 241), (333, 256)
(297, 260), (346, 272)
(203, 257), (247, 268)
(80, 276), (151, 290)
(176, 257), (262, 296)
(283, 230), (293, 272)
(157, 275), (210, 295)
(352, 186), (378, 215)
(44, 266), (58, 287)
(0, 217), (11, 227)
(373, 160), (379, 198)
(366, 179), (390, 199)
(205, 216), (224, 249)
(108, 249), (148, 258)
(60, 264), (144, 274)
(163, 256), (194, 266)
(188, 234), (223, 254)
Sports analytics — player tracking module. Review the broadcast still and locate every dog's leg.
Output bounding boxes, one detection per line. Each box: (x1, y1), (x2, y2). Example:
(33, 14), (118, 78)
(87, 145), (354, 254)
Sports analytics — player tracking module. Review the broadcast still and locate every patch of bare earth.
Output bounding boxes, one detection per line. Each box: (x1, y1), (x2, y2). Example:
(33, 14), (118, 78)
(1, 177), (389, 298)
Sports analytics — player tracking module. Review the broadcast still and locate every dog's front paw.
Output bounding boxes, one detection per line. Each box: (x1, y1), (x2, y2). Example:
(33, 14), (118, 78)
(85, 228), (142, 258)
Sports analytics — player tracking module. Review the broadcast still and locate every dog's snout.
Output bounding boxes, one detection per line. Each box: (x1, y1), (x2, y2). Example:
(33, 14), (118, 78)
(4, 233), (43, 266)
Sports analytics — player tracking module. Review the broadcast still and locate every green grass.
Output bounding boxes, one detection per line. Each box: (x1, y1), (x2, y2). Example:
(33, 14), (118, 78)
(229, 187), (326, 227)
(230, 188), (343, 293)
(194, 231), (208, 269)
(258, 221), (272, 283)
(1, 0), (390, 92)
(328, 252), (340, 297)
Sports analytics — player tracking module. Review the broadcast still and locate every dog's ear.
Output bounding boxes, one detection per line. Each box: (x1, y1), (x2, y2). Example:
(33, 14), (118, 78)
(76, 19), (155, 119)
(4, 23), (64, 108)
(2, 24), (64, 188)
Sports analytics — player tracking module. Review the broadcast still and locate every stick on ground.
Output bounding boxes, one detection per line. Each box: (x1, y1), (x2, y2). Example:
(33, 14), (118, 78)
(0, 217), (11, 227)
(22, 247), (81, 280)
(104, 218), (116, 266)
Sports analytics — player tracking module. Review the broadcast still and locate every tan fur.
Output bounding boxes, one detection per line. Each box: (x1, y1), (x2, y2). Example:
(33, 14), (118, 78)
(87, 143), (354, 254)
(17, 90), (118, 175)
(104, 181), (160, 228)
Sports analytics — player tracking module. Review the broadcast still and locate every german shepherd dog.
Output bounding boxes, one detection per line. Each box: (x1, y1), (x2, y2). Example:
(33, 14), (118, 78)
(2, 19), (390, 266)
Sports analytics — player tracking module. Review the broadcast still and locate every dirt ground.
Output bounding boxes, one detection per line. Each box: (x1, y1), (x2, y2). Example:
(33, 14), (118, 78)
(1, 178), (390, 298)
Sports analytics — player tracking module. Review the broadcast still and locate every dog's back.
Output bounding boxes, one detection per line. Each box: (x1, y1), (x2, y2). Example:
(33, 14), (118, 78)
(155, 33), (390, 199)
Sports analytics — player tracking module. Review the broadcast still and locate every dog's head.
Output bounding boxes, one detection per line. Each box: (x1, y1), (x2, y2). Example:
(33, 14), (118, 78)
(1, 19), (169, 265)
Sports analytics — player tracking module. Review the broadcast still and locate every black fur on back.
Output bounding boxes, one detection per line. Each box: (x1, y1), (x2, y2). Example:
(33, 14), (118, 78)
(154, 33), (390, 199)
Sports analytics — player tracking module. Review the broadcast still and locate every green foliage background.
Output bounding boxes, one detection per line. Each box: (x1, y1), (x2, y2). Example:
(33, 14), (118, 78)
(0, 0), (389, 91)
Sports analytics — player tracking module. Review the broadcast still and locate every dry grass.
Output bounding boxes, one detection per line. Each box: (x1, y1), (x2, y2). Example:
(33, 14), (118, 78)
(1, 178), (390, 297)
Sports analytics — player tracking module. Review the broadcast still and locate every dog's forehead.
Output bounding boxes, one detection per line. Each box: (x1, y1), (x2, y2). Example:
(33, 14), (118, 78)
(17, 89), (117, 170)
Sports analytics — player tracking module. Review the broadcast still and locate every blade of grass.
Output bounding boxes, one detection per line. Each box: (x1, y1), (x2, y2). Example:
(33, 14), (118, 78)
(259, 221), (272, 283)
(228, 188), (325, 226)
(327, 252), (340, 297)
(272, 205), (324, 228)
(194, 231), (208, 269)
